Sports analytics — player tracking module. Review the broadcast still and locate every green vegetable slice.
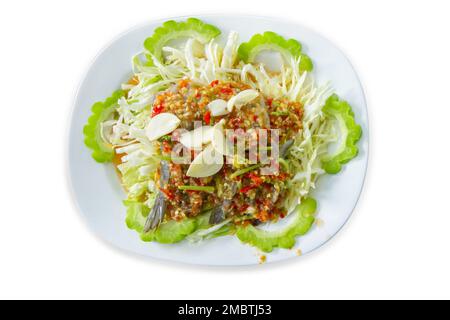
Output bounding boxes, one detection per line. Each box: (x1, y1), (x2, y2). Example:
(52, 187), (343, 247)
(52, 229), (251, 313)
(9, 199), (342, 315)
(124, 200), (149, 233)
(236, 198), (317, 253)
(238, 31), (313, 72)
(124, 200), (203, 244)
(141, 219), (197, 244)
(83, 90), (124, 162)
(144, 18), (221, 64)
(321, 94), (362, 174)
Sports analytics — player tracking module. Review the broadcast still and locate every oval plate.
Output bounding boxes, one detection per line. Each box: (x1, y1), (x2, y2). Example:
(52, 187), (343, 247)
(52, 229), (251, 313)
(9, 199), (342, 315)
(68, 15), (369, 266)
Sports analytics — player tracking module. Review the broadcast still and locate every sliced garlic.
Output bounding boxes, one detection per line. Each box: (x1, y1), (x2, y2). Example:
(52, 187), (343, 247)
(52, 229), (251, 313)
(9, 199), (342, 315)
(208, 99), (229, 116)
(226, 89), (260, 112)
(187, 143), (224, 178)
(145, 113), (181, 141)
(211, 119), (234, 156)
(179, 126), (214, 150)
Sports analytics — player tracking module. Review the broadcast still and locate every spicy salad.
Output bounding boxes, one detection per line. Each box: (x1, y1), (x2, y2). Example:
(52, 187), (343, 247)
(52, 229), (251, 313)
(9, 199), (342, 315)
(83, 18), (362, 252)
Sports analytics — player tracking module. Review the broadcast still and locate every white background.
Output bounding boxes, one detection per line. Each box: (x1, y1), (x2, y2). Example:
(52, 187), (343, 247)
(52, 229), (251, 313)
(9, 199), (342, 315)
(1, 0), (449, 300)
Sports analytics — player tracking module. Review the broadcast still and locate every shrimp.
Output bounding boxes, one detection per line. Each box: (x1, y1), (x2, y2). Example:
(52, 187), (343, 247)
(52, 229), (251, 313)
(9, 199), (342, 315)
(209, 182), (237, 224)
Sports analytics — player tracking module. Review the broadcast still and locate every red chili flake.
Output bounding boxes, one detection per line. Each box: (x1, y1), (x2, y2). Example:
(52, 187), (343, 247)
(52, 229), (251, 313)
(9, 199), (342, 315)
(210, 80), (219, 87)
(220, 87), (233, 95)
(160, 189), (175, 200)
(247, 173), (263, 186)
(162, 141), (172, 153)
(239, 204), (249, 213)
(203, 111), (211, 125)
(267, 98), (273, 107)
(239, 185), (256, 194)
(253, 114), (258, 122)
(151, 103), (164, 117)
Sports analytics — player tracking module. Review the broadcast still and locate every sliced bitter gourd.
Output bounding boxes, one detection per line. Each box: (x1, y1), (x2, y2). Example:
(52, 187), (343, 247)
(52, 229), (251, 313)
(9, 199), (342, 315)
(321, 94), (362, 174)
(236, 198), (317, 253)
(238, 31), (313, 73)
(83, 90), (124, 162)
(124, 200), (202, 244)
(144, 18), (221, 64)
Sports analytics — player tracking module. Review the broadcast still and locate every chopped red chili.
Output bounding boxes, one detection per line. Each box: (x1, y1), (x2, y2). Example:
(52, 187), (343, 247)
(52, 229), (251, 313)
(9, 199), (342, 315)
(203, 111), (211, 125)
(151, 103), (164, 117)
(220, 87), (233, 95)
(160, 188), (175, 200)
(239, 185), (256, 194)
(247, 172), (263, 186)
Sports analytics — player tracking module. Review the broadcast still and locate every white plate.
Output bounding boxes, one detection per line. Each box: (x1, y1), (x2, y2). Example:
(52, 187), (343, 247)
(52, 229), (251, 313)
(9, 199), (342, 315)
(68, 15), (369, 266)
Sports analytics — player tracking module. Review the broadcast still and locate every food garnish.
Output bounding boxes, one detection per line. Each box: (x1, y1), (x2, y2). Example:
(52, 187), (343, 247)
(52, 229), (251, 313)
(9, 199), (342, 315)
(84, 18), (362, 252)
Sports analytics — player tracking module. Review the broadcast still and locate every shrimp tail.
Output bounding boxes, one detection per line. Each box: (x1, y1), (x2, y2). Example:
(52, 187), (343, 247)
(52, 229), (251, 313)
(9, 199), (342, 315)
(143, 193), (167, 232)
